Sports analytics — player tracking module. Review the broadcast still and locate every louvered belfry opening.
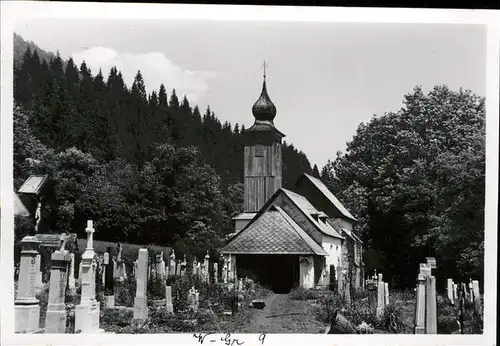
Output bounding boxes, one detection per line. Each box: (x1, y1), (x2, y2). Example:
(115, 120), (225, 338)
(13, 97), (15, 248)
(236, 254), (299, 293)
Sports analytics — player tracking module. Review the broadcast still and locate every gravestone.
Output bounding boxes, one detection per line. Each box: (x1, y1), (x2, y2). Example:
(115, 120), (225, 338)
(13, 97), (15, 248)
(472, 280), (482, 321)
(115, 244), (127, 281)
(375, 274), (385, 318)
(176, 260), (181, 276)
(192, 259), (197, 277)
(425, 276), (437, 333)
(134, 248), (149, 321)
(196, 262), (201, 278)
(15, 236), (42, 333)
(75, 220), (103, 333)
(104, 247), (115, 308)
(227, 256), (233, 282)
(169, 250), (176, 277)
(414, 270), (426, 334)
(366, 282), (377, 314)
(447, 278), (454, 303)
(213, 262), (218, 284)
(45, 249), (71, 333)
(34, 254), (43, 288)
(180, 255), (187, 277)
(166, 285), (174, 313)
(79, 261), (83, 287)
(68, 253), (76, 292)
(222, 261), (227, 284)
(204, 251), (210, 283)
(384, 282), (389, 306)
(156, 252), (166, 279)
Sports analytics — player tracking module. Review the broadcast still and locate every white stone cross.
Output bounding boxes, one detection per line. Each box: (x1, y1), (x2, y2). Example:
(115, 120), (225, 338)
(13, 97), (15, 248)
(85, 220), (95, 250)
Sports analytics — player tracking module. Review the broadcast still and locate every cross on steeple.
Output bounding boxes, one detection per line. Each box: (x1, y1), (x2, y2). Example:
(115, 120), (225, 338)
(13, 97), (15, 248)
(262, 60), (268, 79)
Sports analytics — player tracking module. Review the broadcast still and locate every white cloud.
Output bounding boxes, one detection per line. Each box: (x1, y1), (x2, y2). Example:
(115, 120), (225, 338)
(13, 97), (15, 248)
(71, 47), (215, 104)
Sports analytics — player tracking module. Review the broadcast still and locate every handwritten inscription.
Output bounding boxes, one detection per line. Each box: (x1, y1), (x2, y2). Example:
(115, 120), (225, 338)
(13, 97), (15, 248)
(193, 333), (266, 346)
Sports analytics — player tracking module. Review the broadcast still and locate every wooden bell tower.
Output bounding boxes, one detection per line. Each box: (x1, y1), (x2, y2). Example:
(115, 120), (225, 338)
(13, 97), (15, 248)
(242, 62), (285, 213)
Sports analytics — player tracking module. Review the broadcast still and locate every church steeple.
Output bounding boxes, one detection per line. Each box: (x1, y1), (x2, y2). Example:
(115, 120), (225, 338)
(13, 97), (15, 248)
(240, 62), (285, 213)
(252, 61), (277, 123)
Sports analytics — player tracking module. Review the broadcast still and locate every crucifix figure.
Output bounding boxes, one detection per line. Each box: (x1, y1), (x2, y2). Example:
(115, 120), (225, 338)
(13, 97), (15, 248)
(34, 200), (42, 233)
(262, 60), (267, 79)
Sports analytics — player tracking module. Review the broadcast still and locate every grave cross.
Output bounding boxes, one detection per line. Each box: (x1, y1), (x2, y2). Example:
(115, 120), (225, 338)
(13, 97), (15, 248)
(85, 220), (95, 250)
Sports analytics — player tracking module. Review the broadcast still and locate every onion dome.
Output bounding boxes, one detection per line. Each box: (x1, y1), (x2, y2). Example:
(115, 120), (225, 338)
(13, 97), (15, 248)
(252, 74), (276, 122)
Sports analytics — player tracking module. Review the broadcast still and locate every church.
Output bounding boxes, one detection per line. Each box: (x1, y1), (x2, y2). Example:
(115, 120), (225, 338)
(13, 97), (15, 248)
(220, 69), (364, 293)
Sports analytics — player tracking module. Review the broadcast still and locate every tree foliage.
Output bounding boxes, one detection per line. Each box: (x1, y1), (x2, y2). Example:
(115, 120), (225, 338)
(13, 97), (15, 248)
(13, 42), (313, 249)
(322, 86), (485, 287)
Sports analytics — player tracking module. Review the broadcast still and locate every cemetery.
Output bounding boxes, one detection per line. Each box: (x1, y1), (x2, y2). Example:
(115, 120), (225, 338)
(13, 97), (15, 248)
(13, 216), (484, 334)
(11, 31), (487, 336)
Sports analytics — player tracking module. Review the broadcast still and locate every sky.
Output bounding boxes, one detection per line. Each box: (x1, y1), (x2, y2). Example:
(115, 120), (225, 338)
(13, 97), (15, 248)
(14, 19), (486, 169)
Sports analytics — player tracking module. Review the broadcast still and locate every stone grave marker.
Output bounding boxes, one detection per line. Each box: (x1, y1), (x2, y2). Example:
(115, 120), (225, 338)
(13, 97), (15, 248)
(176, 260), (181, 276)
(134, 248), (149, 321)
(447, 278), (454, 303)
(104, 247), (115, 308)
(15, 236), (42, 333)
(166, 285), (174, 313)
(425, 276), (437, 333)
(68, 253), (76, 292)
(115, 243), (127, 281)
(181, 255), (187, 277)
(75, 220), (103, 333)
(45, 248), (71, 333)
(169, 250), (176, 277)
(222, 260), (227, 284)
(213, 262), (218, 284)
(156, 252), (166, 279)
(472, 280), (482, 321)
(375, 273), (385, 318)
(384, 282), (389, 306)
(204, 251), (210, 283)
(414, 268), (426, 334)
(34, 254), (43, 288)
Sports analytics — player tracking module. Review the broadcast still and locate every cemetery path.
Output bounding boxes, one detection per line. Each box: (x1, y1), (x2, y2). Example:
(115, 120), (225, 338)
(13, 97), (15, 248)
(241, 293), (326, 333)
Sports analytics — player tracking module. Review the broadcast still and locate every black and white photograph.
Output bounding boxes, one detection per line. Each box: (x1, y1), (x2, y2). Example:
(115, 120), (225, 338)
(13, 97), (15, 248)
(1, 2), (498, 346)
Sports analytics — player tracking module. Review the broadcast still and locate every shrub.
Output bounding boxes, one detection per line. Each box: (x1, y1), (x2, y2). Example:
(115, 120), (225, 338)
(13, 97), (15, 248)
(352, 288), (368, 301)
(343, 304), (378, 328)
(100, 308), (134, 329)
(148, 275), (166, 302)
(115, 277), (136, 307)
(378, 303), (407, 333)
(199, 283), (232, 313)
(169, 274), (199, 312)
(290, 287), (320, 301)
(316, 292), (346, 324)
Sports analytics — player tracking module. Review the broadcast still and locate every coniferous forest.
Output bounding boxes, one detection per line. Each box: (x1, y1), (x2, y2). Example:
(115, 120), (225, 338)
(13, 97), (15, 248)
(13, 35), (314, 257)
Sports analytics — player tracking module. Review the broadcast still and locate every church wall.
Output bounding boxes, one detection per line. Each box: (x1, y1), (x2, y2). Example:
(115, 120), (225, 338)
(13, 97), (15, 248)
(322, 235), (343, 281)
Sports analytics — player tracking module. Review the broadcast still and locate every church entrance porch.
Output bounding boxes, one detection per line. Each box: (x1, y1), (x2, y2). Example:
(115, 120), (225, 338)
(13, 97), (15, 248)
(236, 254), (299, 293)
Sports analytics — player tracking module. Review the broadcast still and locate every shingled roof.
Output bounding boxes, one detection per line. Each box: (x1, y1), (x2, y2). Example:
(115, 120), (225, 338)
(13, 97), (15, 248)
(299, 174), (357, 222)
(281, 188), (343, 239)
(221, 206), (327, 255)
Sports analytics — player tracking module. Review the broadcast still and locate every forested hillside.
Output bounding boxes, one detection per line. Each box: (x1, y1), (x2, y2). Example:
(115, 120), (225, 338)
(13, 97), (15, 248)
(13, 35), (314, 257)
